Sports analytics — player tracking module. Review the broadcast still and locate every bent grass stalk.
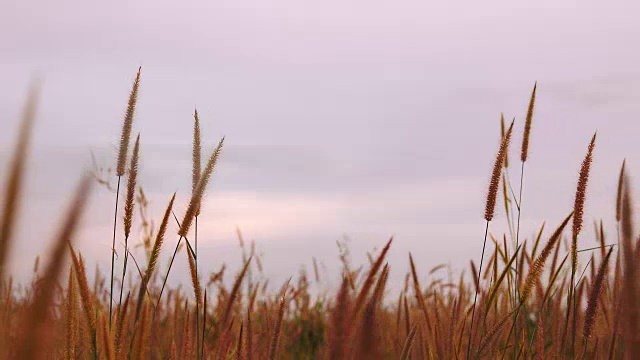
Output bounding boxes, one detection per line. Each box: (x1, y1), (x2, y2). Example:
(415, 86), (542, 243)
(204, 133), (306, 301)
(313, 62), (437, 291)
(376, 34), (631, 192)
(155, 137), (224, 314)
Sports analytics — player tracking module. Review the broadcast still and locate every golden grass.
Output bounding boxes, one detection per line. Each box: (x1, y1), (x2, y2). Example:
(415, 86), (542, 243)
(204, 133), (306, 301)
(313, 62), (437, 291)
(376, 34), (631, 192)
(2, 78), (639, 359)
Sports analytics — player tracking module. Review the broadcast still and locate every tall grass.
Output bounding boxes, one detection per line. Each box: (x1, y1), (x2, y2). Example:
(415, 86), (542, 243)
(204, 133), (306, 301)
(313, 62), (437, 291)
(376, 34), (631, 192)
(109, 67), (141, 329)
(1, 78), (639, 359)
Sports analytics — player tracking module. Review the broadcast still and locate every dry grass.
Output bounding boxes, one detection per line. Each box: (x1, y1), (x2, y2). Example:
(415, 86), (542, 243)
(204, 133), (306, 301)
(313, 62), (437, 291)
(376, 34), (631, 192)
(1, 76), (639, 359)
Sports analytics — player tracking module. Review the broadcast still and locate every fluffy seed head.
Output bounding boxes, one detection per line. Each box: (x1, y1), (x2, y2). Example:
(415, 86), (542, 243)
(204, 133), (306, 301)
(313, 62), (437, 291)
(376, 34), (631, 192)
(353, 238), (392, 319)
(146, 193), (175, 280)
(485, 120), (514, 221)
(192, 109), (202, 215)
(521, 212), (572, 302)
(583, 247), (613, 338)
(572, 133), (596, 272)
(116, 67), (141, 176)
(136, 193), (175, 320)
(179, 136), (224, 237)
(500, 113), (509, 168)
(521, 82), (537, 162)
(123, 134), (140, 239)
(187, 248), (202, 305)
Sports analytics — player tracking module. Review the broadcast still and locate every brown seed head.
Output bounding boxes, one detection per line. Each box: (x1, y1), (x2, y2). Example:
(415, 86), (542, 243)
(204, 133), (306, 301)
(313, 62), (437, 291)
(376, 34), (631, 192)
(583, 247), (613, 338)
(616, 159), (626, 222)
(353, 238), (392, 319)
(485, 120), (514, 221)
(123, 134), (140, 239)
(572, 132), (596, 272)
(521, 82), (536, 162)
(521, 212), (572, 302)
(500, 113), (509, 168)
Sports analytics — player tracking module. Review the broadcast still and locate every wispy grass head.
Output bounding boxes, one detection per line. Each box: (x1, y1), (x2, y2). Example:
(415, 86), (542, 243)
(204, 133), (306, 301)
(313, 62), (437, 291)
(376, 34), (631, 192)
(136, 193), (176, 320)
(179, 136), (224, 237)
(116, 67), (141, 177)
(123, 134), (140, 239)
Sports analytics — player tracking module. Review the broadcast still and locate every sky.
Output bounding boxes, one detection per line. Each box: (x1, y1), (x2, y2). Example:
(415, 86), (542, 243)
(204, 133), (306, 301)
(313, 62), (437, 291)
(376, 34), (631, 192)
(2, 0), (640, 294)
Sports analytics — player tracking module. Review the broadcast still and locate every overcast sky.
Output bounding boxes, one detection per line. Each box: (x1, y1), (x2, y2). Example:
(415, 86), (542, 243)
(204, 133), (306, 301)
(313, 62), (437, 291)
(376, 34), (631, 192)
(2, 0), (640, 293)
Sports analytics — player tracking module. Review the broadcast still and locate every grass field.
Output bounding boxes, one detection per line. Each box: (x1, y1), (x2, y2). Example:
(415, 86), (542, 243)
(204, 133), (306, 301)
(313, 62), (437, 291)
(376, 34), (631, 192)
(1, 70), (638, 359)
